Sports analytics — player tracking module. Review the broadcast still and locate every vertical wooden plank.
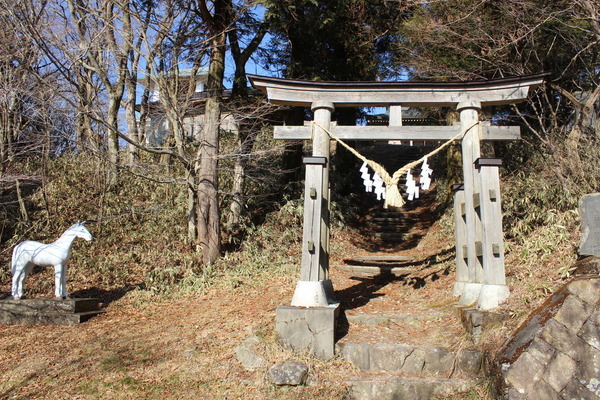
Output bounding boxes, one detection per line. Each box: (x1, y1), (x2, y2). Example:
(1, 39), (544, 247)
(311, 102), (335, 281)
(458, 101), (484, 304)
(452, 184), (468, 297)
(389, 104), (403, 126)
(300, 163), (324, 281)
(476, 159), (509, 309)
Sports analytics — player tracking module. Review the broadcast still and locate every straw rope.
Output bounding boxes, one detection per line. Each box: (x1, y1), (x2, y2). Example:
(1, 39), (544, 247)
(311, 120), (480, 208)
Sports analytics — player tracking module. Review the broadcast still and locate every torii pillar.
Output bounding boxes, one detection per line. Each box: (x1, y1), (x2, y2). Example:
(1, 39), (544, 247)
(290, 101), (337, 306)
(276, 101), (340, 360)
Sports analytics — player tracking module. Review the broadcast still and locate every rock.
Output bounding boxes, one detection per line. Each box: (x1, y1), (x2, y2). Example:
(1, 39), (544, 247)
(579, 193), (600, 257)
(268, 360), (309, 386)
(544, 351), (577, 393)
(493, 277), (600, 399)
(234, 335), (267, 371)
(571, 256), (600, 275)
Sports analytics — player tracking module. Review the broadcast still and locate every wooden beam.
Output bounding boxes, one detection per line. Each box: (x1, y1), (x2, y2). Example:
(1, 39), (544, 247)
(249, 73), (548, 107)
(273, 125), (520, 141)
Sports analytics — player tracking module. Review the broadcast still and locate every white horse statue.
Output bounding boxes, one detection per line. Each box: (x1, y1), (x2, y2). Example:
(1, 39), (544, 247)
(11, 222), (93, 300)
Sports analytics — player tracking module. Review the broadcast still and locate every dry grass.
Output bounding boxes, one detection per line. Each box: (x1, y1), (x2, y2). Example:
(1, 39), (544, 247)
(0, 153), (586, 399)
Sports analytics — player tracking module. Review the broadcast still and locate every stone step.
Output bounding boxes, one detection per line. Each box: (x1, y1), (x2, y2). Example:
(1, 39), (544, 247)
(339, 342), (483, 377)
(333, 264), (416, 278)
(348, 256), (415, 263)
(364, 225), (414, 233)
(347, 375), (481, 400)
(346, 313), (446, 326)
(367, 215), (419, 222)
(369, 232), (419, 241)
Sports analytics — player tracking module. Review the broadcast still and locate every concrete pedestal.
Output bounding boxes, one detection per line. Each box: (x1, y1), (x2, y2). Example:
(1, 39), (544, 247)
(477, 284), (510, 310)
(452, 281), (466, 297)
(276, 302), (341, 360)
(459, 283), (483, 305)
(0, 298), (102, 325)
(290, 279), (336, 307)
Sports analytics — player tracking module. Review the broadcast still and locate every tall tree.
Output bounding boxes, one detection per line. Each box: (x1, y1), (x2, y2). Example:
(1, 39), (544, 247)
(262, 0), (409, 191)
(394, 0), (600, 194)
(192, 0), (231, 264)
(0, 3), (58, 172)
(263, 0), (406, 81)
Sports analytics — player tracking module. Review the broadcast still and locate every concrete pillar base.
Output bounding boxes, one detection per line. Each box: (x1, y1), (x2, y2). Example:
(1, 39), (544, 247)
(452, 281), (466, 297)
(275, 303), (341, 360)
(290, 280), (331, 307)
(459, 283), (483, 305)
(477, 284), (510, 310)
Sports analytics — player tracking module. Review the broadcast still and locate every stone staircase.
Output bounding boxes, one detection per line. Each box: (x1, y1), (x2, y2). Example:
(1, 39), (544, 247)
(366, 209), (422, 244)
(339, 341), (484, 400)
(331, 147), (485, 399)
(333, 252), (485, 399)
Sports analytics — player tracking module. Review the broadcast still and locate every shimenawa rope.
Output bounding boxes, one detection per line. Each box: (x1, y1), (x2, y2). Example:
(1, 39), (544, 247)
(311, 120), (480, 208)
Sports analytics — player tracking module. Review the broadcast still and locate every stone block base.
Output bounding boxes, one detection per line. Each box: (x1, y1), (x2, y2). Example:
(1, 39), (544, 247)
(0, 298), (102, 326)
(459, 307), (507, 343)
(458, 282), (482, 305)
(276, 303), (340, 360)
(477, 284), (510, 310)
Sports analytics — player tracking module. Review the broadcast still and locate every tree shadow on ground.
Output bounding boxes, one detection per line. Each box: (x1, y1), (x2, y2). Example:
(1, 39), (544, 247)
(335, 247), (454, 311)
(70, 283), (145, 307)
(334, 247), (455, 342)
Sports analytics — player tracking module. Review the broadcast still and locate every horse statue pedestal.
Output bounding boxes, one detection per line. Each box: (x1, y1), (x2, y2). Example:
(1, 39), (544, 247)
(0, 297), (102, 326)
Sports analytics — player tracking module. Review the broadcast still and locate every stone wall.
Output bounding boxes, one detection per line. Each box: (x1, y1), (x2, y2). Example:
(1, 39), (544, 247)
(493, 276), (600, 399)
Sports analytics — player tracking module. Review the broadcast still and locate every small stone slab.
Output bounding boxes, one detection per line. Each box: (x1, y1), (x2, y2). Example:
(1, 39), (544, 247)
(235, 335), (267, 371)
(460, 307), (507, 343)
(348, 376), (478, 400)
(334, 264), (416, 278)
(0, 298), (99, 313)
(579, 193), (600, 257)
(268, 360), (309, 386)
(0, 298), (102, 326)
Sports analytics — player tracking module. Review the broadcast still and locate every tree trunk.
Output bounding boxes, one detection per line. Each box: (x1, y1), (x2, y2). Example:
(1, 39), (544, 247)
(106, 96), (121, 188)
(125, 79), (140, 165)
(227, 127), (252, 229)
(195, 29), (226, 264)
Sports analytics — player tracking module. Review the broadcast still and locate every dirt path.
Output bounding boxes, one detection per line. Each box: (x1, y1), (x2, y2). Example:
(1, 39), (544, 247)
(0, 193), (472, 399)
(0, 280), (357, 399)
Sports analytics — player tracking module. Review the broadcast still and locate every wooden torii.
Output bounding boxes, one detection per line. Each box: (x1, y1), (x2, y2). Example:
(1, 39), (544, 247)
(249, 74), (546, 358)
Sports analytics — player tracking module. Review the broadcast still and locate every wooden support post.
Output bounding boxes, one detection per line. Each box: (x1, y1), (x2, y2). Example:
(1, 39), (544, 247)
(299, 157), (327, 282)
(475, 158), (509, 309)
(457, 101), (484, 305)
(389, 104), (403, 126)
(312, 101), (334, 282)
(290, 102), (335, 307)
(452, 184), (468, 297)
(389, 104), (406, 145)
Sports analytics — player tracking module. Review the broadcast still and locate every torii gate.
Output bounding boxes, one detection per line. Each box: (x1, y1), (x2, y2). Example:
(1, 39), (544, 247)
(249, 73), (546, 358)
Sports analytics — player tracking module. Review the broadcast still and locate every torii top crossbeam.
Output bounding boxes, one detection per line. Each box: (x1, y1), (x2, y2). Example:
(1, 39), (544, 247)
(248, 73), (547, 107)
